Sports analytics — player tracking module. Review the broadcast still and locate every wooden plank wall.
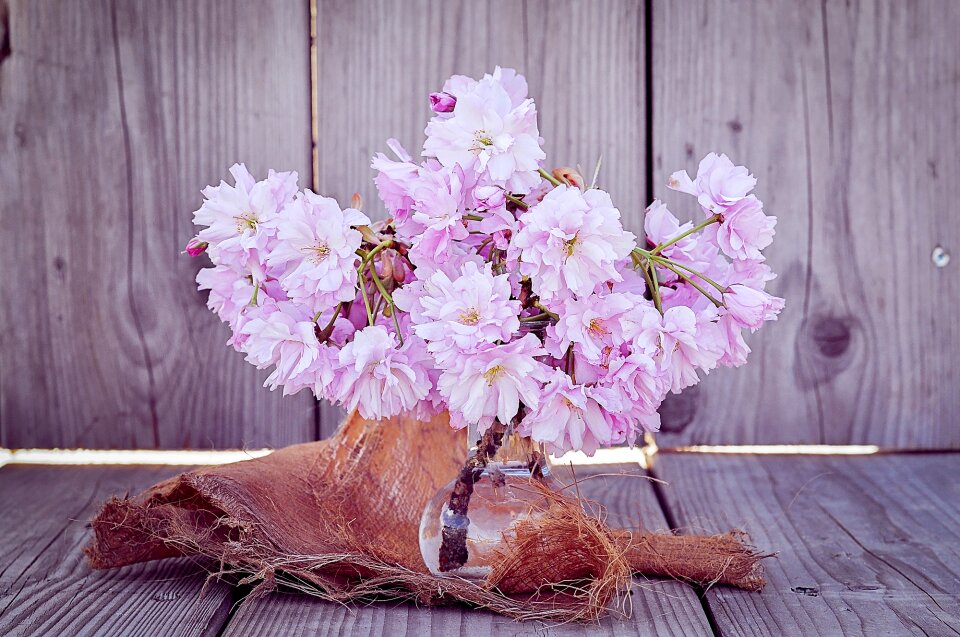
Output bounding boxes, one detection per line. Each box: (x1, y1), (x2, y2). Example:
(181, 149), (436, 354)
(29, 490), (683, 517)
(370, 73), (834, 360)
(1, 0), (957, 449)
(0, 0), (315, 448)
(653, 0), (960, 448)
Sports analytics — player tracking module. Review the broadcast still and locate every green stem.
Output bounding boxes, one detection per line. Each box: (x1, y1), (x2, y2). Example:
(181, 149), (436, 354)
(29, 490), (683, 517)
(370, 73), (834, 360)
(538, 167), (563, 187)
(315, 302), (343, 340)
(649, 254), (727, 294)
(533, 303), (560, 321)
(367, 260), (404, 345)
(463, 213), (484, 222)
(504, 193), (529, 209)
(249, 283), (259, 306)
(519, 312), (553, 323)
(656, 260), (723, 307)
(357, 273), (374, 326)
(649, 214), (721, 256)
(640, 258), (663, 314)
(357, 239), (394, 271)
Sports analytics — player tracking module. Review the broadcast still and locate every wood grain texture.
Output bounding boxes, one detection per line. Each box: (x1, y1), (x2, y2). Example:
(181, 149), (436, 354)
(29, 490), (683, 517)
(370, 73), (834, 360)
(0, 0), (315, 448)
(653, 452), (960, 636)
(314, 0), (647, 229)
(222, 465), (714, 636)
(652, 0), (960, 447)
(0, 465), (233, 636)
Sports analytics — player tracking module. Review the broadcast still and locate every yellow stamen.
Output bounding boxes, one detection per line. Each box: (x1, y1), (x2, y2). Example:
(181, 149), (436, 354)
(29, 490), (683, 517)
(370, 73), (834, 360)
(588, 318), (609, 337)
(564, 233), (580, 259)
(483, 365), (506, 385)
(235, 212), (259, 233)
(303, 242), (331, 264)
(458, 307), (481, 325)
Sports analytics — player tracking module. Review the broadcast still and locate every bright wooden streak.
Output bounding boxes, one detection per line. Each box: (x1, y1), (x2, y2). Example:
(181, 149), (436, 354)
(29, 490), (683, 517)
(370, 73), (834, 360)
(669, 445), (879, 455)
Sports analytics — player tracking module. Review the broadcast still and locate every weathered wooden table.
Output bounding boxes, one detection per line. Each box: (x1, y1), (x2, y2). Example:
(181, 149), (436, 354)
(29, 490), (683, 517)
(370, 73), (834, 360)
(1, 453), (957, 636)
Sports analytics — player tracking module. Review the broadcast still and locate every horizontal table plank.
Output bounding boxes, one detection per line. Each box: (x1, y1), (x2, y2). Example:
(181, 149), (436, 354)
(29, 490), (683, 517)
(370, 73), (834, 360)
(222, 465), (713, 636)
(0, 466), (233, 637)
(652, 452), (960, 636)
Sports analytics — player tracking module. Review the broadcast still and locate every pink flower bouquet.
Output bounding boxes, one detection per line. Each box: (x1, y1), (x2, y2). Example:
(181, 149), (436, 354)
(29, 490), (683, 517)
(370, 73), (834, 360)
(188, 67), (783, 457)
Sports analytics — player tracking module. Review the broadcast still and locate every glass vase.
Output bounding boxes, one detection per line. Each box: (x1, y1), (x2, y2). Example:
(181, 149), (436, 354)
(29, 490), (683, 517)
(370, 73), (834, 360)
(418, 420), (556, 579)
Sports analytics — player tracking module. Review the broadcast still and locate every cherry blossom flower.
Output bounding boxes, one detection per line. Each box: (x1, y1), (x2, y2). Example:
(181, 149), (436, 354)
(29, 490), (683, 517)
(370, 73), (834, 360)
(512, 186), (636, 304)
(634, 306), (723, 392)
(265, 190), (369, 314)
(371, 139), (418, 231)
(423, 68), (545, 193)
(240, 301), (322, 395)
(438, 335), (550, 432)
(716, 314), (751, 368)
(406, 261), (520, 364)
(192, 164), (297, 270)
(668, 152), (756, 213)
(196, 265), (256, 326)
(408, 164), (475, 263)
(707, 195), (777, 260)
(334, 326), (433, 420)
(606, 349), (669, 416)
(723, 284), (784, 330)
(518, 370), (629, 455)
(547, 292), (644, 362)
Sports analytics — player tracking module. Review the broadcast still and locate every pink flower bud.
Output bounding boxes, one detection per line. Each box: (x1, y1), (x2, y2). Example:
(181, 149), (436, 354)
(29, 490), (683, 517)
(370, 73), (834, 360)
(185, 238), (208, 257)
(429, 91), (457, 113)
(553, 167), (585, 190)
(474, 185), (505, 210)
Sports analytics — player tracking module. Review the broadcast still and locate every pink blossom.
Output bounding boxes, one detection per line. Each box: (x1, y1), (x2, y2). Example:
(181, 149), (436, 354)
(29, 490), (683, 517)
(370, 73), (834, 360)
(518, 370), (630, 455)
(723, 284), (784, 330)
(635, 306), (722, 392)
(438, 335), (550, 432)
(185, 238), (208, 257)
(408, 165), (474, 263)
(716, 314), (751, 368)
(371, 139), (419, 232)
(668, 152), (756, 213)
(547, 292), (644, 362)
(193, 164), (298, 269)
(335, 326), (433, 419)
(728, 258), (776, 289)
(196, 265), (256, 327)
(240, 302), (322, 395)
(429, 91), (457, 113)
(265, 190), (369, 314)
(606, 350), (669, 416)
(512, 186), (636, 304)
(423, 69), (545, 193)
(407, 261), (520, 364)
(707, 195), (777, 260)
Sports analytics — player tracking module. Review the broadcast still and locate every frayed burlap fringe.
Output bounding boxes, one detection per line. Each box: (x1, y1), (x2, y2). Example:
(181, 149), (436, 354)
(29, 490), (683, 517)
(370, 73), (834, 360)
(85, 411), (769, 622)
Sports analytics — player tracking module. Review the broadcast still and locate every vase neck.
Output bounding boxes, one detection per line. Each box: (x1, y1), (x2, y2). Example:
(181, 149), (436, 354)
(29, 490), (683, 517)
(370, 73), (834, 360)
(467, 422), (549, 476)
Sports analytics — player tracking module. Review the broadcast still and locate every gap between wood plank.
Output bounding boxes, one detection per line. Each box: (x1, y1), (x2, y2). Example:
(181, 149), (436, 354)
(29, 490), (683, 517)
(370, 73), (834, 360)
(647, 461), (725, 637)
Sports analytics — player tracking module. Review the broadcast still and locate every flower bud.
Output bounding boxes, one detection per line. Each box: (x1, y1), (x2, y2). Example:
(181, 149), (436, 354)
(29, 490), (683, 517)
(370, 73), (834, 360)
(429, 91), (457, 113)
(350, 192), (363, 211)
(553, 167), (585, 190)
(474, 185), (505, 210)
(185, 238), (208, 257)
(392, 256), (406, 284)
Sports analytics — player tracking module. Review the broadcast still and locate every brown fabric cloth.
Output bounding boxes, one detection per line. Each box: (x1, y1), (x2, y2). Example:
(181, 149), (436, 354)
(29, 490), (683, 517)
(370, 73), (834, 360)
(85, 411), (768, 621)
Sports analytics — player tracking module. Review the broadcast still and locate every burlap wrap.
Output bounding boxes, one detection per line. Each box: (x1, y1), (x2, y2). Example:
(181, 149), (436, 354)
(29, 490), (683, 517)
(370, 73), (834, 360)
(85, 411), (768, 621)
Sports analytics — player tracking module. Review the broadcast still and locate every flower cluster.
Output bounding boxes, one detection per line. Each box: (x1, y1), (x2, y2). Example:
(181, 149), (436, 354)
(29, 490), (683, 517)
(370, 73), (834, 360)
(189, 68), (783, 455)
